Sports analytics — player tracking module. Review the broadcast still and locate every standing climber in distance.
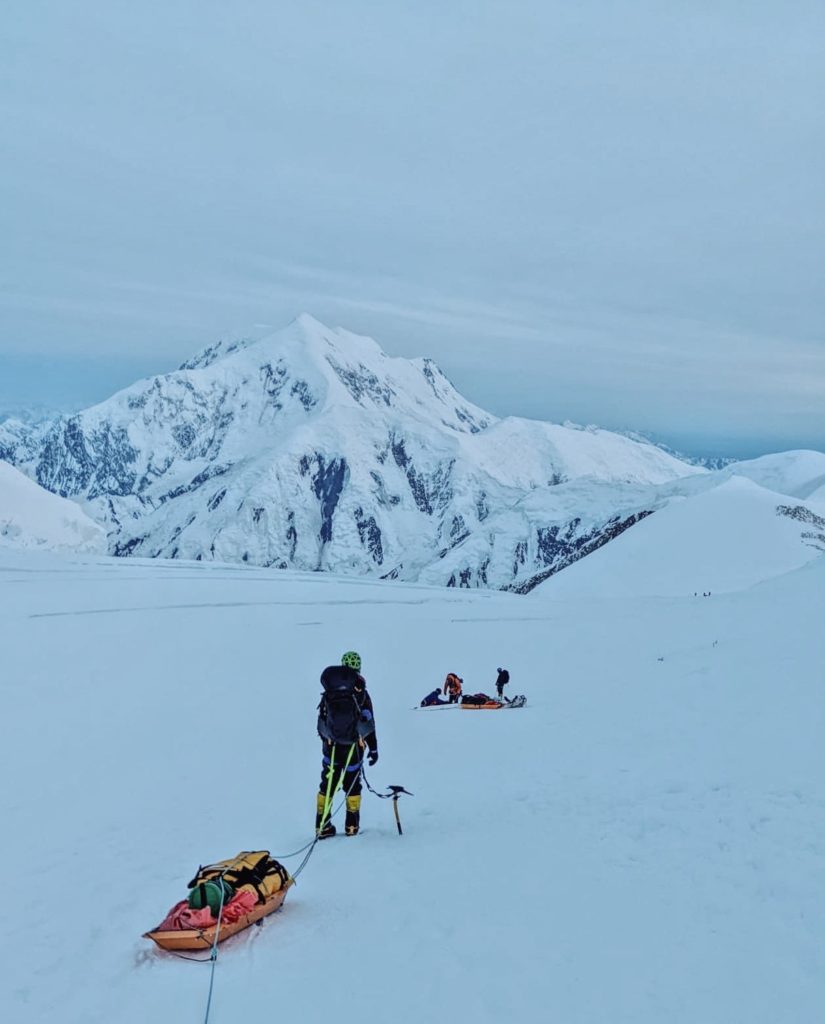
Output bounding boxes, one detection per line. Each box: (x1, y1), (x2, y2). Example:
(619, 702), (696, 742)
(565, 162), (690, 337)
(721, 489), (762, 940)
(443, 672), (463, 704)
(495, 667), (510, 702)
(315, 651), (378, 838)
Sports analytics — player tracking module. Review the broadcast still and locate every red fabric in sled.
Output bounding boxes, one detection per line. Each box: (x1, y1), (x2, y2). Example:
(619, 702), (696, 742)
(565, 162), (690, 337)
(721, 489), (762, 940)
(155, 888), (259, 932)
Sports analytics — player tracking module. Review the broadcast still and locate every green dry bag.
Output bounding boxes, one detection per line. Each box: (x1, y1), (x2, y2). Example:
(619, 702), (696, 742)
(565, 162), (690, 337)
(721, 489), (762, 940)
(187, 877), (235, 917)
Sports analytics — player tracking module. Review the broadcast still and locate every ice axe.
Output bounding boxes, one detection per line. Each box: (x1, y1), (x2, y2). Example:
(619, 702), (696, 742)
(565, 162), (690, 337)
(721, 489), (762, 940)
(360, 765), (413, 835)
(387, 785), (413, 835)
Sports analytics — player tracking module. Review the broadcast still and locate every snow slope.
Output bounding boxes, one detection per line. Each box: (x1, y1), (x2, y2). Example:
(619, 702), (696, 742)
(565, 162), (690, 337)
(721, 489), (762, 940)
(1, 548), (824, 1024)
(536, 475), (825, 598)
(808, 482), (825, 508)
(724, 450), (825, 505)
(0, 459), (105, 553)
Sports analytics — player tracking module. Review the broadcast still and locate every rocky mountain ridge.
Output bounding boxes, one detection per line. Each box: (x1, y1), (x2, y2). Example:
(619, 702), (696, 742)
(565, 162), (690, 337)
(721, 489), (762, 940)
(0, 315), (703, 589)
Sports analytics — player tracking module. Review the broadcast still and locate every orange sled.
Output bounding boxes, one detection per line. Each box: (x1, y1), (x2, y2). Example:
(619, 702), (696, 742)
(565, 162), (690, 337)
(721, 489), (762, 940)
(144, 885), (291, 951)
(460, 700), (504, 710)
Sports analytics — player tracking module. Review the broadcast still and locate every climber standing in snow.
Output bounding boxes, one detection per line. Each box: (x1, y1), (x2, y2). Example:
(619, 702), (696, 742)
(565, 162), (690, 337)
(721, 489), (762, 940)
(315, 651), (378, 838)
(495, 667), (510, 701)
(443, 672), (463, 704)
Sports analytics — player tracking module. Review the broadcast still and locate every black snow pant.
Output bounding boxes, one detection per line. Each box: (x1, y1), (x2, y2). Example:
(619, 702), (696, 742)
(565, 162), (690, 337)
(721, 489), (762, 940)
(317, 742), (363, 833)
(318, 742), (363, 799)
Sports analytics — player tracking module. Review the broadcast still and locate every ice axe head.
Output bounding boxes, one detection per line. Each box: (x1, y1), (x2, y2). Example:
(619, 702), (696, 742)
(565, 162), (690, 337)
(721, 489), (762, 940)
(388, 785), (413, 797)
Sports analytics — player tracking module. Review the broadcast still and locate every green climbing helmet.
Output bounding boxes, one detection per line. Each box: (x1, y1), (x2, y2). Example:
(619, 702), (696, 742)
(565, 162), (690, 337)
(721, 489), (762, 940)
(341, 650), (362, 671)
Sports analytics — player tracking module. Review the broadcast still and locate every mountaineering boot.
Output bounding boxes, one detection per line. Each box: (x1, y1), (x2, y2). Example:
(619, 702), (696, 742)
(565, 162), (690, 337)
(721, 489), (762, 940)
(345, 794), (361, 836)
(316, 793), (337, 839)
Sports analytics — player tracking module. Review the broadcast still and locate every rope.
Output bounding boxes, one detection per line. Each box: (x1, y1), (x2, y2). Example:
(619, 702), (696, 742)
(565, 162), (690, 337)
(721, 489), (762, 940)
(360, 765), (413, 835)
(269, 837), (316, 860)
(318, 743), (356, 834)
(291, 746), (362, 881)
(167, 950), (214, 963)
(202, 873), (227, 1024)
(166, 770), (358, 966)
(360, 763), (390, 798)
(360, 764), (413, 801)
(163, 743), (393, 1021)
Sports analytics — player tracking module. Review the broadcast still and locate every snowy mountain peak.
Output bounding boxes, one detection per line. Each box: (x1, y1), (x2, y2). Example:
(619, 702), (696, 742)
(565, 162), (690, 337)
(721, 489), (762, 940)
(176, 314), (493, 433)
(0, 316), (701, 584)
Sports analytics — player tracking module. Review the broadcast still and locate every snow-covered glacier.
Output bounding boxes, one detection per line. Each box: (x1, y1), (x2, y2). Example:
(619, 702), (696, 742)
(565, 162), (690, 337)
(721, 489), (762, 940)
(0, 314), (702, 587)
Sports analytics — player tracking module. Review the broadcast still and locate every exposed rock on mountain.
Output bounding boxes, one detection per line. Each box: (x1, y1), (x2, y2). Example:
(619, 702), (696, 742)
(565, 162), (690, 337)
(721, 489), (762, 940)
(0, 315), (699, 587)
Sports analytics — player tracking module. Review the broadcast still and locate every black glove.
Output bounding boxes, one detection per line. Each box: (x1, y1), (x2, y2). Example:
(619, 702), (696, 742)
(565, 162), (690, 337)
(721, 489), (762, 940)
(368, 750), (379, 766)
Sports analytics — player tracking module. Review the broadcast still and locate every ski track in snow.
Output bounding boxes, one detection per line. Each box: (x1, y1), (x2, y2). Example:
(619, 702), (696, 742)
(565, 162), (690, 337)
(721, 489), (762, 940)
(28, 598), (437, 619)
(1, 550), (824, 1024)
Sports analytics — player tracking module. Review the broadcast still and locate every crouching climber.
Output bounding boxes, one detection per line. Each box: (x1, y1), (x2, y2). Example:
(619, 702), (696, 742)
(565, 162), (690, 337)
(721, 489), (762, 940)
(315, 651), (378, 838)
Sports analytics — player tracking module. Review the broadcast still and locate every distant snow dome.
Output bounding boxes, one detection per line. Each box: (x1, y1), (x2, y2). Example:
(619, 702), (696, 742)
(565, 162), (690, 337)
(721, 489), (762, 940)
(724, 450), (825, 505)
(536, 474), (825, 599)
(0, 460), (105, 553)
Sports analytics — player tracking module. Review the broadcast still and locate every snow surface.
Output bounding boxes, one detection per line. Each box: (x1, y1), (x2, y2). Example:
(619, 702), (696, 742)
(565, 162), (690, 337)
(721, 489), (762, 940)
(723, 450), (825, 507)
(0, 460), (105, 553)
(537, 475), (825, 598)
(1, 542), (824, 1023)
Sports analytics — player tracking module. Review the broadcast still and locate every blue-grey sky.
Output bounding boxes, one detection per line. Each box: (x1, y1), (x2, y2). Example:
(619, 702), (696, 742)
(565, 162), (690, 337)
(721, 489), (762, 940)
(2, 1), (823, 458)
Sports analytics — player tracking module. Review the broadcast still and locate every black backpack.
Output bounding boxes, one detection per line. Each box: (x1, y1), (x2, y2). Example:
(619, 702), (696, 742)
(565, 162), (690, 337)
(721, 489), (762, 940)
(317, 665), (367, 745)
